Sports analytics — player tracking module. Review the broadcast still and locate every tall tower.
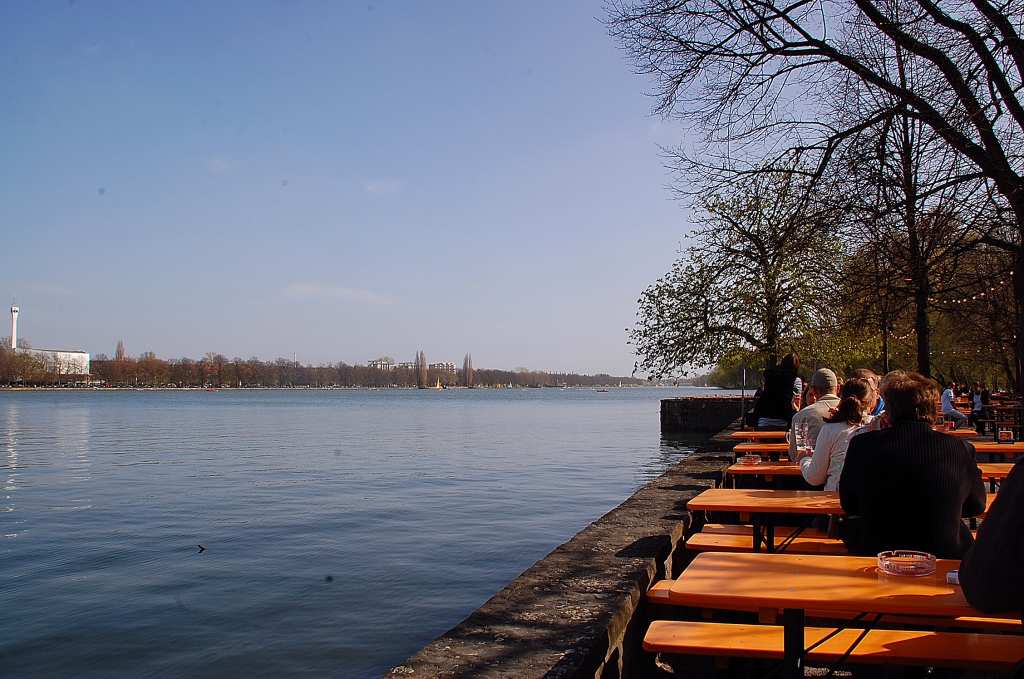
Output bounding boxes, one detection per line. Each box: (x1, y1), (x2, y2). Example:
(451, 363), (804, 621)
(10, 303), (18, 351)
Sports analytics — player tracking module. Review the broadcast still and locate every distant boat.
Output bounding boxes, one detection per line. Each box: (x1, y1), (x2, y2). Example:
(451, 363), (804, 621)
(596, 388), (609, 392)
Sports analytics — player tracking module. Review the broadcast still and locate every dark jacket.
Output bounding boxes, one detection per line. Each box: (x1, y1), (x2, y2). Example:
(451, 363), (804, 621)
(752, 366), (800, 425)
(960, 456), (1024, 613)
(839, 421), (987, 559)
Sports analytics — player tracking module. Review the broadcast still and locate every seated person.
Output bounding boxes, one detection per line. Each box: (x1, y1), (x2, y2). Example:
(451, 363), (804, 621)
(797, 377), (874, 491)
(839, 372), (986, 559)
(968, 381), (991, 435)
(849, 368), (884, 417)
(959, 455), (1024, 612)
(941, 381), (968, 429)
(787, 368), (840, 462)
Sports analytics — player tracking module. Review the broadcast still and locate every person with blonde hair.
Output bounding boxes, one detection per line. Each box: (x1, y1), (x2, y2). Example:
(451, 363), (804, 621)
(797, 377), (874, 491)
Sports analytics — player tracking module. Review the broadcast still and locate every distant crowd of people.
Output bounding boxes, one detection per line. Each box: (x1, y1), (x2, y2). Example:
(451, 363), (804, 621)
(748, 354), (1023, 614)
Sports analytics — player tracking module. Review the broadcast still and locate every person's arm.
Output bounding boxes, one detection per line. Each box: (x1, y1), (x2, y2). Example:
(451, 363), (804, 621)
(787, 411), (802, 462)
(800, 426), (832, 486)
(839, 436), (864, 513)
(961, 452), (988, 518)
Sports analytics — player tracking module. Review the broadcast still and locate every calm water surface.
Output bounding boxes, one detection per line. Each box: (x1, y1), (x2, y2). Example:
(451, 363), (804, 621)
(1, 387), (732, 678)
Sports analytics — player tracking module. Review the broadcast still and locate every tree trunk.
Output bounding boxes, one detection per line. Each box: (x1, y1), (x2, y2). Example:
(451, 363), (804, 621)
(915, 284), (931, 378)
(1014, 248), (1024, 394)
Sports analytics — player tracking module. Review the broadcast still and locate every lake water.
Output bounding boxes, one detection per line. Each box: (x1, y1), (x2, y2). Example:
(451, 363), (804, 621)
(0, 387), (733, 678)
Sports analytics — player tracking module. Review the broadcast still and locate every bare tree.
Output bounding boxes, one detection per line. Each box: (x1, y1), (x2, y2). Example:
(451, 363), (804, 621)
(462, 354), (474, 387)
(610, 0), (1024, 389)
(415, 350), (427, 388)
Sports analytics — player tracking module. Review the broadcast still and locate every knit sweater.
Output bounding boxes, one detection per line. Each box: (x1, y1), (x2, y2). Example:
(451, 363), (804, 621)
(839, 420), (986, 559)
(959, 456), (1024, 613)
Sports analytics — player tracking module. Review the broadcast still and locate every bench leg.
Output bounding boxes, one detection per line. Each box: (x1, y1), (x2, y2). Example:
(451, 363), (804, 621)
(782, 608), (805, 679)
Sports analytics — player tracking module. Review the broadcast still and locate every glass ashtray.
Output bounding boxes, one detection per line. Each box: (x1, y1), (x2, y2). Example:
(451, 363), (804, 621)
(877, 550), (936, 576)
(738, 454), (762, 465)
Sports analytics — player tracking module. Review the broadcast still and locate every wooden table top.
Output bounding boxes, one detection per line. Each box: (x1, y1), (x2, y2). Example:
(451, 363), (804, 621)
(733, 442), (791, 454)
(730, 430), (789, 440)
(728, 462), (802, 476)
(978, 462), (1013, 479)
(688, 488), (842, 514)
(972, 441), (1024, 454)
(727, 461), (1011, 479)
(687, 488), (995, 517)
(936, 428), (979, 438)
(666, 552), (995, 619)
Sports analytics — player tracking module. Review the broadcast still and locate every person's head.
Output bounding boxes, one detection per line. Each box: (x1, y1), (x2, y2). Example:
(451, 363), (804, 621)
(947, 382), (956, 391)
(808, 368), (838, 399)
(850, 368), (880, 410)
(881, 372), (939, 424)
(972, 382), (981, 392)
(825, 377), (873, 425)
(779, 352), (800, 373)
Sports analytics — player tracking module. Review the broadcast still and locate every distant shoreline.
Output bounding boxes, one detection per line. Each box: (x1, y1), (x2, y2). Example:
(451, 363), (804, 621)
(0, 384), (716, 392)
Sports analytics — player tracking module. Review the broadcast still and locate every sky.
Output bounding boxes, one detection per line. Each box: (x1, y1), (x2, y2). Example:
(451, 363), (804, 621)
(0, 0), (693, 376)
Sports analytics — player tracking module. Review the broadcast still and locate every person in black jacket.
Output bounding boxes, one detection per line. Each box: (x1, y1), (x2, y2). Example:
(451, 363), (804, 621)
(751, 353), (802, 430)
(967, 382), (991, 435)
(959, 455), (1024, 613)
(839, 371), (987, 559)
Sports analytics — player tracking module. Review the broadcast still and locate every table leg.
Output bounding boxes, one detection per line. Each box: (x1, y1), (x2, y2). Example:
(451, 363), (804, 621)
(752, 514), (764, 553)
(765, 514), (776, 553)
(782, 608), (805, 679)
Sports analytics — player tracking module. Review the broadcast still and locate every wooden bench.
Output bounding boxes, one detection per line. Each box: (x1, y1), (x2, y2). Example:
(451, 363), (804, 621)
(645, 581), (1020, 632)
(686, 532), (851, 555)
(644, 620), (1024, 670)
(700, 523), (828, 538)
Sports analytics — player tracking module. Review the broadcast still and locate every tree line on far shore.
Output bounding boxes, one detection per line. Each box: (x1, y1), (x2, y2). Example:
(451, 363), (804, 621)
(0, 345), (648, 389)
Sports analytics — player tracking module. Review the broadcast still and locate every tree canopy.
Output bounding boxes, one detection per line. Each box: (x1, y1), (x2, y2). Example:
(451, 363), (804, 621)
(631, 169), (843, 377)
(610, 0), (1024, 389)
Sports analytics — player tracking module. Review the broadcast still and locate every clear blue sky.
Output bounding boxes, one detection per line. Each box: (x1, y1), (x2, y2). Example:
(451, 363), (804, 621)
(1, 1), (691, 375)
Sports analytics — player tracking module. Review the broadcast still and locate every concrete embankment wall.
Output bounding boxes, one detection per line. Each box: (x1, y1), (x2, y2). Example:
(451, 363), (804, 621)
(661, 395), (755, 432)
(382, 416), (737, 679)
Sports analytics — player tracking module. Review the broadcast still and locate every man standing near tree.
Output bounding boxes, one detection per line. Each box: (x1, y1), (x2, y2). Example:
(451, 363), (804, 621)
(788, 369), (841, 463)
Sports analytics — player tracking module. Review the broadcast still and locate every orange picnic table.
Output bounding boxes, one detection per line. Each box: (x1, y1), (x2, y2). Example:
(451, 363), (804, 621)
(733, 441), (791, 461)
(972, 441), (1024, 460)
(727, 461), (1011, 487)
(663, 552), (1014, 679)
(727, 461), (802, 481)
(730, 430), (789, 440)
(687, 488), (993, 552)
(937, 427), (979, 438)
(688, 489), (841, 552)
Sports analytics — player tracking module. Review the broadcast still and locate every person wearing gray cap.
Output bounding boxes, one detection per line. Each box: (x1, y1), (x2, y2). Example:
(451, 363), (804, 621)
(787, 368), (840, 463)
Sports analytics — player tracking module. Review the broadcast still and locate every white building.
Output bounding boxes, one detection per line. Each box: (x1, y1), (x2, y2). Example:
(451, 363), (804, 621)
(367, 357), (396, 370)
(9, 304), (90, 377)
(28, 348), (91, 376)
(428, 362), (457, 373)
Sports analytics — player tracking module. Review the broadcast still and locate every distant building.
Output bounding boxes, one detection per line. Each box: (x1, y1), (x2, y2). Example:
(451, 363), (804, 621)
(397, 361), (416, 369)
(368, 357), (396, 370)
(10, 304), (90, 377)
(28, 348), (91, 376)
(428, 362), (457, 373)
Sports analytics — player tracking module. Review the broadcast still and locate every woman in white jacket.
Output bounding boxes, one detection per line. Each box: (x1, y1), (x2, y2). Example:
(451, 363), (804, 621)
(798, 377), (874, 491)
